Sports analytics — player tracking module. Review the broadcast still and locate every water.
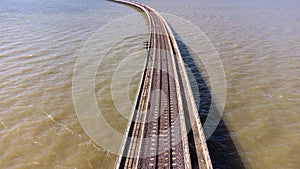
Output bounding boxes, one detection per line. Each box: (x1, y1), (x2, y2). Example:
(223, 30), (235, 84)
(0, 0), (299, 168)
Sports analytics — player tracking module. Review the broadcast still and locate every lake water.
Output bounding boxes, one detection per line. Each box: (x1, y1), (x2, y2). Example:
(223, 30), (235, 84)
(0, 0), (299, 168)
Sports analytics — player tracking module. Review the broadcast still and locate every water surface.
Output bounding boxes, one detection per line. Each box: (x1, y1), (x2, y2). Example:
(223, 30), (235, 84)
(0, 0), (299, 168)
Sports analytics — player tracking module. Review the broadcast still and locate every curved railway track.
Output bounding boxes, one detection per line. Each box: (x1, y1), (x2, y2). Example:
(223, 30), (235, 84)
(110, 1), (213, 168)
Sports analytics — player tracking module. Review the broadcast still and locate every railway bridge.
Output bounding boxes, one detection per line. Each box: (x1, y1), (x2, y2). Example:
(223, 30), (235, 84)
(110, 1), (213, 168)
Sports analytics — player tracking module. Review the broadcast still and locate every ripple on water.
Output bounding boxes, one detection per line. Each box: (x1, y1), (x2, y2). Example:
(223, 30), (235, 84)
(1, 0), (300, 168)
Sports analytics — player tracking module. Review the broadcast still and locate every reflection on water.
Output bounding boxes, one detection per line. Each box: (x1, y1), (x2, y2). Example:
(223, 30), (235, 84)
(1, 0), (300, 168)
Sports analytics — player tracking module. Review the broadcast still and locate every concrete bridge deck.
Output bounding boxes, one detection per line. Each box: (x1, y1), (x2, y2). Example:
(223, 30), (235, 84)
(110, 1), (213, 168)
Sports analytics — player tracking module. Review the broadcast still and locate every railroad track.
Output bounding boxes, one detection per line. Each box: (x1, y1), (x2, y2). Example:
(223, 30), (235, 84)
(110, 1), (213, 169)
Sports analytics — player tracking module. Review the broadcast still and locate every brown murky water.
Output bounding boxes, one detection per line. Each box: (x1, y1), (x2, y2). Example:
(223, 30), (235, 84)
(1, 0), (299, 168)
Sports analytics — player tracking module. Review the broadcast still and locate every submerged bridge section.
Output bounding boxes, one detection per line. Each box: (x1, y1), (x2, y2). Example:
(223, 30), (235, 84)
(110, 1), (213, 168)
